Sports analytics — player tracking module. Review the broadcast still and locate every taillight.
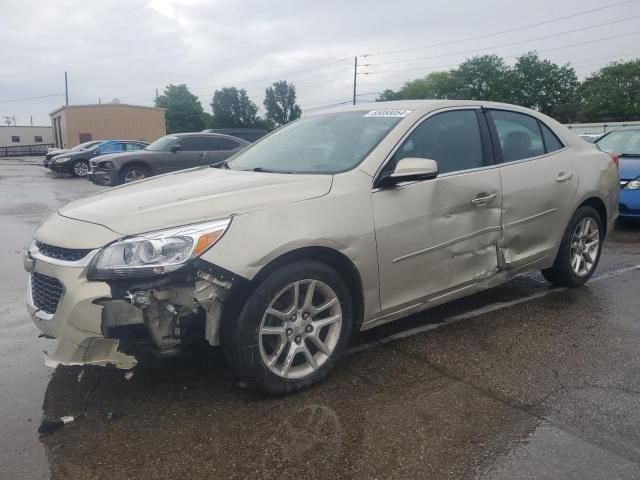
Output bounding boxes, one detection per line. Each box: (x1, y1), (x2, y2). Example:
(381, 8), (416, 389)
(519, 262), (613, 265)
(609, 152), (620, 167)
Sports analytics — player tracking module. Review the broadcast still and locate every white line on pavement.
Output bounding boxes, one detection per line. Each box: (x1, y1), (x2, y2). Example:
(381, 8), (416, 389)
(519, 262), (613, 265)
(347, 264), (640, 355)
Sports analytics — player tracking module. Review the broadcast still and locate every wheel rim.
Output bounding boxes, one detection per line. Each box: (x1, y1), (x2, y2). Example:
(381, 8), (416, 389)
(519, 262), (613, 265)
(570, 217), (600, 277)
(73, 161), (89, 176)
(124, 169), (146, 183)
(258, 279), (342, 379)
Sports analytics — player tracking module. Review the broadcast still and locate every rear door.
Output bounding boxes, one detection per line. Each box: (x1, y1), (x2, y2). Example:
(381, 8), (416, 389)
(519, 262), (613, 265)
(372, 108), (502, 312)
(486, 109), (578, 268)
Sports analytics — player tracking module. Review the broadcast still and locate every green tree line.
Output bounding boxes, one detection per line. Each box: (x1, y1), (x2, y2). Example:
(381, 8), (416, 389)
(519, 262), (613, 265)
(377, 52), (640, 123)
(156, 52), (640, 133)
(155, 80), (301, 134)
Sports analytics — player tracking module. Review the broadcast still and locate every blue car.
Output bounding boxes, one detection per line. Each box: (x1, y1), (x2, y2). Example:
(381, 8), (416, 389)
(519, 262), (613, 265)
(595, 127), (640, 219)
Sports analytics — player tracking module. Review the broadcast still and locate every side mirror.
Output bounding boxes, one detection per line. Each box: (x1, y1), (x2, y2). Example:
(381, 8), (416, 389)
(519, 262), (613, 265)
(93, 149), (100, 156)
(379, 157), (438, 188)
(171, 144), (182, 153)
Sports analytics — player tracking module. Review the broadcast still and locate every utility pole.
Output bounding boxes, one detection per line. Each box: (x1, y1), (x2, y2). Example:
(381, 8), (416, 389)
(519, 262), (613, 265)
(64, 71), (69, 106)
(30, 115), (33, 126)
(352, 56), (358, 105)
(155, 88), (159, 101)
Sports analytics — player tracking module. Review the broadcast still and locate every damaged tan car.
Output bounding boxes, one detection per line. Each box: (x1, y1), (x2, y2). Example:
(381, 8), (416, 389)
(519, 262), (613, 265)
(25, 100), (619, 394)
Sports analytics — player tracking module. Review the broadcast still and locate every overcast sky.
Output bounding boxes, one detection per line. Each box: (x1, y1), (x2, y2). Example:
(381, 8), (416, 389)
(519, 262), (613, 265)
(1, 0), (639, 125)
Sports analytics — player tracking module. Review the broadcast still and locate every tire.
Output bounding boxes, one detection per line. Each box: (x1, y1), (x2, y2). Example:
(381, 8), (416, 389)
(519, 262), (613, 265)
(541, 206), (604, 287)
(71, 159), (90, 177)
(120, 165), (149, 184)
(222, 260), (354, 395)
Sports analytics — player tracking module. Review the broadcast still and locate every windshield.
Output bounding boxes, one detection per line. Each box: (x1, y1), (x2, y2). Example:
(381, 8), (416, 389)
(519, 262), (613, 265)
(597, 130), (640, 155)
(228, 111), (403, 173)
(145, 135), (178, 151)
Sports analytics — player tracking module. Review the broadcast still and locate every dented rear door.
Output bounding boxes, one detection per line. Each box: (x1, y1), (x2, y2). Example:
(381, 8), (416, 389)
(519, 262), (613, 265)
(486, 109), (579, 268)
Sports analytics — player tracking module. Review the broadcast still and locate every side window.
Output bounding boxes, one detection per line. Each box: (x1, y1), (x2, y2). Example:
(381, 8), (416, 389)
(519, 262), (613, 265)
(389, 110), (484, 175)
(539, 122), (564, 153)
(125, 143), (144, 151)
(34, 136), (43, 143)
(99, 142), (124, 154)
(490, 110), (545, 162)
(177, 137), (208, 151)
(204, 137), (239, 151)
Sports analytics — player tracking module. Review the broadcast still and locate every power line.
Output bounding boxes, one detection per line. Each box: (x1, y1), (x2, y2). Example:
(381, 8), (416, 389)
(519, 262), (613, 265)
(364, 31), (640, 77)
(368, 15), (640, 67)
(0, 93), (65, 104)
(363, 0), (639, 58)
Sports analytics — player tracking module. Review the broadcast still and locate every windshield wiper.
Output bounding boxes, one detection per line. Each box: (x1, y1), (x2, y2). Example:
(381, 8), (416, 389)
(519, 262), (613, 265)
(209, 160), (230, 169)
(619, 153), (640, 157)
(251, 167), (294, 173)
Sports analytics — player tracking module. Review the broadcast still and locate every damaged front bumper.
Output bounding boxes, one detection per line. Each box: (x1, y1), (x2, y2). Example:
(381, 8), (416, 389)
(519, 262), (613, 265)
(24, 243), (238, 368)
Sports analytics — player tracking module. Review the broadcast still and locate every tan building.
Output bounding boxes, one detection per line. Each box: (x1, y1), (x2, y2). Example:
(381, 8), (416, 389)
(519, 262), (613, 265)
(49, 103), (166, 148)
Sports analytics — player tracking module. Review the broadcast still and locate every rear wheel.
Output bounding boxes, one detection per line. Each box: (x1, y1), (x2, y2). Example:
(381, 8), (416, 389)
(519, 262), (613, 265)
(222, 261), (354, 395)
(71, 159), (89, 177)
(541, 206), (603, 287)
(121, 165), (149, 184)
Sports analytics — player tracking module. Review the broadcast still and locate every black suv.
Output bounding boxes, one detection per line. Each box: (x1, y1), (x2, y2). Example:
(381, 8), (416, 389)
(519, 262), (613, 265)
(88, 133), (249, 186)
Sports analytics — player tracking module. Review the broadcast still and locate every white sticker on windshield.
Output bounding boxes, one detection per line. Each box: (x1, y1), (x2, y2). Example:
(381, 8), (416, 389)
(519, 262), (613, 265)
(364, 110), (412, 118)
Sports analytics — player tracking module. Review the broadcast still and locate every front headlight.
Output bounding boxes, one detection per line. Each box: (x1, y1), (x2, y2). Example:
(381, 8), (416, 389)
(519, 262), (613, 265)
(625, 179), (640, 190)
(88, 218), (231, 280)
(55, 156), (71, 163)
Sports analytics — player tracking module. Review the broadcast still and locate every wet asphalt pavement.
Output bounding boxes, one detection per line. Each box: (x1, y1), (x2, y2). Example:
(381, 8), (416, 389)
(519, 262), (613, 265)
(1, 158), (640, 479)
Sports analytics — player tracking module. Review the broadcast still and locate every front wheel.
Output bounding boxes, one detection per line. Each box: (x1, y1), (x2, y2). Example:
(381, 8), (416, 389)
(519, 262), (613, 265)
(71, 159), (89, 177)
(542, 206), (604, 287)
(120, 165), (149, 184)
(222, 261), (354, 395)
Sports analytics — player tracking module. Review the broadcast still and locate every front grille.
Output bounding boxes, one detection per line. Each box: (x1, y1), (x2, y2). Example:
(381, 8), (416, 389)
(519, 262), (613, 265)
(36, 241), (92, 262)
(31, 272), (64, 314)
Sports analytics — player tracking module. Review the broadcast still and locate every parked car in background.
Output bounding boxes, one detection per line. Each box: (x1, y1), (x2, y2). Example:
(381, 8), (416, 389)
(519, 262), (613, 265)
(201, 128), (268, 142)
(595, 126), (640, 219)
(25, 100), (618, 394)
(43, 140), (103, 168)
(49, 140), (148, 177)
(88, 133), (249, 186)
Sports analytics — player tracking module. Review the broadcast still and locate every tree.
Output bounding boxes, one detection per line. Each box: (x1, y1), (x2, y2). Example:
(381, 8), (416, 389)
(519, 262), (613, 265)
(578, 60), (640, 122)
(155, 84), (205, 133)
(510, 52), (578, 122)
(453, 55), (512, 102)
(399, 71), (461, 100)
(211, 87), (259, 128)
(263, 81), (302, 125)
(376, 89), (402, 101)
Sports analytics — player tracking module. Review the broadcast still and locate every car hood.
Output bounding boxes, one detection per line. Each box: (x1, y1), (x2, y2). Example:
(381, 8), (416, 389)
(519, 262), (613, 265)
(619, 157), (640, 180)
(58, 167), (333, 235)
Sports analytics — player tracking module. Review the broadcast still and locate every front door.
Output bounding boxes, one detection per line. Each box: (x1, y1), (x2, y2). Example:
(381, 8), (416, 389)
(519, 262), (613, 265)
(167, 136), (208, 172)
(373, 108), (502, 312)
(486, 109), (578, 268)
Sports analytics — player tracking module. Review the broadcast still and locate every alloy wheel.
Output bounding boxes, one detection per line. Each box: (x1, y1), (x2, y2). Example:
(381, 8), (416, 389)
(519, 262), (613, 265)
(123, 168), (146, 183)
(73, 161), (89, 177)
(570, 217), (600, 277)
(258, 279), (342, 379)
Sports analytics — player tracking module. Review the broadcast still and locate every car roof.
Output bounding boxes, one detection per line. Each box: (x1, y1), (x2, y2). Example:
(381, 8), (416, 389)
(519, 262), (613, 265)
(173, 132), (250, 143)
(304, 99), (558, 118)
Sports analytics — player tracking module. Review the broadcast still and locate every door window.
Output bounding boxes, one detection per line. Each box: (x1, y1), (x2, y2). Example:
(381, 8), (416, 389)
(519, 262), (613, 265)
(490, 110), (546, 162)
(204, 137), (239, 151)
(177, 137), (208, 151)
(99, 142), (124, 154)
(125, 142), (145, 151)
(388, 110), (485, 175)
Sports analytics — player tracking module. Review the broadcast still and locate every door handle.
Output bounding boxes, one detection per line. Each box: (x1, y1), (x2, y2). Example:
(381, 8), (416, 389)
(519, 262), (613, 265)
(556, 172), (573, 183)
(471, 193), (497, 206)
